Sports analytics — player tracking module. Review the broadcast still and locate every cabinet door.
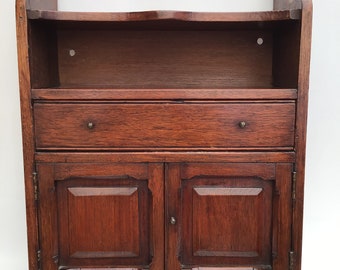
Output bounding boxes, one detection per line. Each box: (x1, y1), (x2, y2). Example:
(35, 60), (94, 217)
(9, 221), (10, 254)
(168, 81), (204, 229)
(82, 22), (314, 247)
(166, 163), (292, 270)
(37, 163), (164, 270)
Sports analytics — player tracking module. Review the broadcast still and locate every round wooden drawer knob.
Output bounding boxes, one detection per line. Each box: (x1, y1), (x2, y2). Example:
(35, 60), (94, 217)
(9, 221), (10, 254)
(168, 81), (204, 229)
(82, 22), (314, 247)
(87, 122), (95, 129)
(238, 121), (247, 129)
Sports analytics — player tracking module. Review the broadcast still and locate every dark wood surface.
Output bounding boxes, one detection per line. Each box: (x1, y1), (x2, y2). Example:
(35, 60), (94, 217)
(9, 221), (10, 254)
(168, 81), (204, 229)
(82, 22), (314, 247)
(180, 164), (274, 266)
(27, 9), (302, 21)
(28, 20), (59, 88)
(272, 163), (293, 270)
(293, 1), (313, 269)
(37, 163), (164, 269)
(32, 88), (297, 100)
(16, 1), (39, 269)
(28, 20), (301, 90)
(272, 21), (301, 88)
(16, 0), (312, 269)
(57, 179), (149, 266)
(56, 30), (273, 89)
(167, 163), (293, 269)
(34, 103), (295, 150)
(35, 152), (296, 164)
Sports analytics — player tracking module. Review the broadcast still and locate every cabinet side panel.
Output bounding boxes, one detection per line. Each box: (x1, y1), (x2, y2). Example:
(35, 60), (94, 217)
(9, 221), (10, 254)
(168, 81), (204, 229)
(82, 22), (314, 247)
(294, 1), (313, 270)
(29, 21), (59, 88)
(272, 21), (301, 88)
(16, 1), (38, 270)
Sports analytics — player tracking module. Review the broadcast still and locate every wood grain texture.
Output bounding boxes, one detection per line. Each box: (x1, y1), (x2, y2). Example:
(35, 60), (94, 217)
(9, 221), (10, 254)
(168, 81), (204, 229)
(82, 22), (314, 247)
(57, 30), (273, 89)
(27, 18), (306, 91)
(36, 164), (58, 270)
(272, 163), (293, 270)
(57, 178), (149, 267)
(180, 163), (276, 180)
(167, 163), (293, 269)
(165, 164), (182, 270)
(272, 21), (301, 88)
(182, 177), (273, 266)
(53, 163), (148, 181)
(15, 1), (39, 270)
(31, 88), (298, 101)
(29, 21), (59, 88)
(27, 10), (301, 21)
(37, 163), (163, 269)
(293, 1), (313, 269)
(35, 151), (296, 164)
(147, 163), (165, 270)
(34, 103), (295, 150)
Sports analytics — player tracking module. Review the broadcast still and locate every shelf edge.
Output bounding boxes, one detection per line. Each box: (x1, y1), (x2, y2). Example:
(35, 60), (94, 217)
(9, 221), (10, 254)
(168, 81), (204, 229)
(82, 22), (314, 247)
(31, 88), (298, 101)
(27, 9), (302, 22)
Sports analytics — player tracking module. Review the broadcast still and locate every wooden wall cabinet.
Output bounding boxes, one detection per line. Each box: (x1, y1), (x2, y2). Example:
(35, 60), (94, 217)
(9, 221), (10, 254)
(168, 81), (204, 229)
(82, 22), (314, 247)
(16, 0), (312, 270)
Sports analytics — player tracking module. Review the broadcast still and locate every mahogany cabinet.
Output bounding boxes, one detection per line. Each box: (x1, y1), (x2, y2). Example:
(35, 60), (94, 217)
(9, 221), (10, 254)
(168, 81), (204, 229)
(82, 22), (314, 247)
(16, 0), (312, 270)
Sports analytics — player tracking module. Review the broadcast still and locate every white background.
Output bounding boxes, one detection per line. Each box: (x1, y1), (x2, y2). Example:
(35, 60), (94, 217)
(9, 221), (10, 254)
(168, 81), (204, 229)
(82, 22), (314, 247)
(1, 0), (339, 269)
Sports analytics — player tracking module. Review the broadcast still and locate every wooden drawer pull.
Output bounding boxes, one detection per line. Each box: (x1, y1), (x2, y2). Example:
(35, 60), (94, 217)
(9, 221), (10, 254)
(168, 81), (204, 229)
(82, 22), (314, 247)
(87, 122), (95, 129)
(238, 121), (247, 129)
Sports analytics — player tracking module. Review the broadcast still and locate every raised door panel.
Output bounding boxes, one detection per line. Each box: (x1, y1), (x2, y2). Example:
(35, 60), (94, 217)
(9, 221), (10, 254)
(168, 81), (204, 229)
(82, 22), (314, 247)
(57, 178), (147, 266)
(186, 179), (272, 264)
(37, 163), (164, 270)
(166, 163), (292, 270)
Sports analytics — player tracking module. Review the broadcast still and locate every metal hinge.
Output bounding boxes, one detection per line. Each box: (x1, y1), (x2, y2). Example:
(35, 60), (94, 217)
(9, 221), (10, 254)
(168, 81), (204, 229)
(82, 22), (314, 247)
(33, 172), (39, 201)
(289, 250), (295, 270)
(292, 171), (297, 204)
(37, 249), (41, 270)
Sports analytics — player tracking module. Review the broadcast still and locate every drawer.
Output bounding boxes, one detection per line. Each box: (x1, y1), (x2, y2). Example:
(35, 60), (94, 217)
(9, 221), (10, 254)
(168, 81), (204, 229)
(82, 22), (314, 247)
(34, 103), (295, 150)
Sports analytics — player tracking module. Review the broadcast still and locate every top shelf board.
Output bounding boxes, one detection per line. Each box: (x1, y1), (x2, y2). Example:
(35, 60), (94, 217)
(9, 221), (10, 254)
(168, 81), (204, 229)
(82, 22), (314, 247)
(27, 10), (302, 22)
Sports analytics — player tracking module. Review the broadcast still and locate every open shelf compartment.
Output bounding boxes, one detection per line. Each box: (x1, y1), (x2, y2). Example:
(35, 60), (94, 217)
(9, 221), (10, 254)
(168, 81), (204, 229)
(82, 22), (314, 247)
(28, 12), (301, 96)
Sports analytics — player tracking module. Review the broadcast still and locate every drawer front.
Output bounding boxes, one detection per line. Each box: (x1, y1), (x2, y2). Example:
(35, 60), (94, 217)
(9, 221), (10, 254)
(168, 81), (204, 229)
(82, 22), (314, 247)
(34, 103), (295, 150)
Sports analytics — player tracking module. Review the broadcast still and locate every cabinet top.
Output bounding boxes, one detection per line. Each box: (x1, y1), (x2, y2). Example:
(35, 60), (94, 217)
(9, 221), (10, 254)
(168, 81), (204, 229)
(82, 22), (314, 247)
(20, 0), (313, 22)
(25, 0), (304, 12)
(27, 9), (302, 22)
